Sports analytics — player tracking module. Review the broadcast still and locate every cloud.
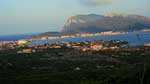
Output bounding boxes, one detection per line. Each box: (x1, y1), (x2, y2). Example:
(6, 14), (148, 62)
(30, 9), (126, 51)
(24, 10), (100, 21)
(80, 0), (112, 6)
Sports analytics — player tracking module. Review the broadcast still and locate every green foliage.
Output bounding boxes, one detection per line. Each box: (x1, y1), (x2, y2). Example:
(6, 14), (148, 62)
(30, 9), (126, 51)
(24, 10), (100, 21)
(0, 47), (150, 84)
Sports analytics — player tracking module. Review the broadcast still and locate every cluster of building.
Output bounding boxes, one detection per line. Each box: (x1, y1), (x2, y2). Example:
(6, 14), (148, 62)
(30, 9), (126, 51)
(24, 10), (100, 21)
(0, 38), (150, 54)
(0, 41), (18, 50)
(144, 43), (150, 47)
(16, 40), (127, 53)
(0, 30), (150, 53)
(48, 40), (122, 51)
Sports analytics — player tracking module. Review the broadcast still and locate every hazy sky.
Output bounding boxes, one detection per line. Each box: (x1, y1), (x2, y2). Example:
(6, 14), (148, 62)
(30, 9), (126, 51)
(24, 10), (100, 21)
(0, 0), (150, 35)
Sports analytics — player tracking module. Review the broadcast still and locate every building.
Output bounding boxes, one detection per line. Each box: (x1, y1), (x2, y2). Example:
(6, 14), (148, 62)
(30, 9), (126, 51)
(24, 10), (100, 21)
(144, 43), (150, 47)
(18, 40), (28, 45)
(90, 45), (103, 51)
(17, 49), (35, 53)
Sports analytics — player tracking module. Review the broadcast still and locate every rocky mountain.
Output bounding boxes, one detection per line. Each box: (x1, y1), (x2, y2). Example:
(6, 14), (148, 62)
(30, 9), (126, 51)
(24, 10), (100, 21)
(62, 13), (150, 34)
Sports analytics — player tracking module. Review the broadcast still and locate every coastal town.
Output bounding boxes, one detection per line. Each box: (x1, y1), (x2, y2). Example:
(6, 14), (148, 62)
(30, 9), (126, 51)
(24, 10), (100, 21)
(0, 40), (125, 53)
(0, 31), (125, 50)
(0, 31), (150, 54)
(0, 38), (150, 54)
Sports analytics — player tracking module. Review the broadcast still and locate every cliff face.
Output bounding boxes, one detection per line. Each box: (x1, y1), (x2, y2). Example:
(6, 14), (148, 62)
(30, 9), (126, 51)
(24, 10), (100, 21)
(62, 13), (150, 34)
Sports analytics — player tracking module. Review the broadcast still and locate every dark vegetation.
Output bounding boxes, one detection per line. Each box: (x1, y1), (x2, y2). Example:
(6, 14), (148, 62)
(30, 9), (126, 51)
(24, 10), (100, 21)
(0, 47), (150, 84)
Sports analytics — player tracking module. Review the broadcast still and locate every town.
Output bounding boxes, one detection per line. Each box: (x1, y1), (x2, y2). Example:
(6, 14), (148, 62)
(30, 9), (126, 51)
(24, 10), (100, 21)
(0, 38), (150, 54)
(1, 30), (150, 53)
(0, 40), (126, 53)
(0, 31), (127, 52)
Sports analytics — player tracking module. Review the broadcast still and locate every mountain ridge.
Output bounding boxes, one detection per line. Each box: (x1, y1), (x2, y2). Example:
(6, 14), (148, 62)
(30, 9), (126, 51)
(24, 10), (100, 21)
(62, 13), (150, 34)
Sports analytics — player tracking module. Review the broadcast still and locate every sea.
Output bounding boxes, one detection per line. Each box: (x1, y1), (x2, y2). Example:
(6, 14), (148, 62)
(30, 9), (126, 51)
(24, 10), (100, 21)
(0, 33), (38, 41)
(28, 32), (150, 46)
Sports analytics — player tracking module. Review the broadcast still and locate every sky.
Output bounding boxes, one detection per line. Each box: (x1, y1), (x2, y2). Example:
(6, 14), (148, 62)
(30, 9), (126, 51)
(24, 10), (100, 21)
(0, 0), (150, 35)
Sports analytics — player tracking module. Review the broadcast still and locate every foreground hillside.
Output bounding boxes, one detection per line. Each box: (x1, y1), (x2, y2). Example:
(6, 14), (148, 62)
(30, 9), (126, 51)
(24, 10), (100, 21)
(0, 46), (150, 84)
